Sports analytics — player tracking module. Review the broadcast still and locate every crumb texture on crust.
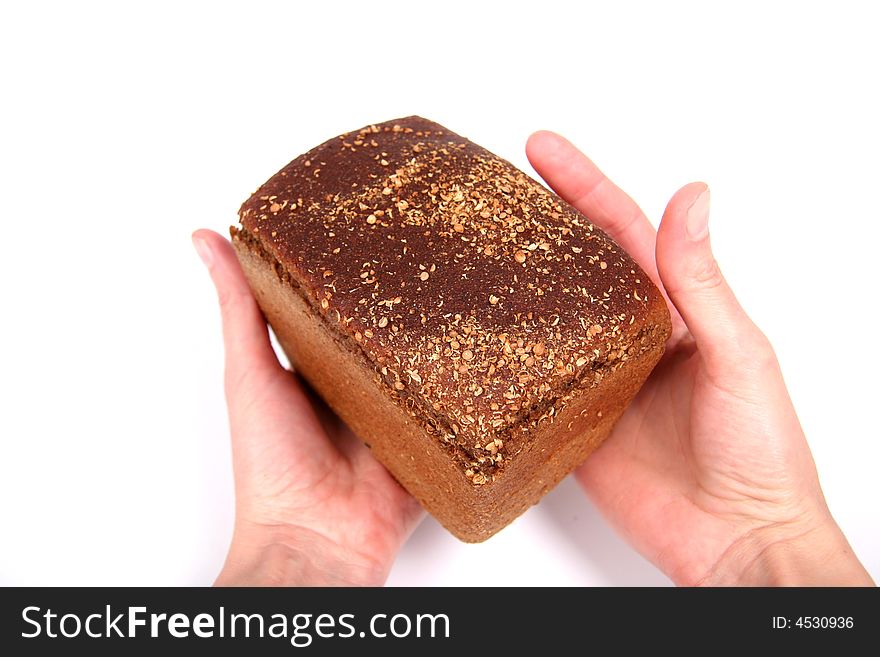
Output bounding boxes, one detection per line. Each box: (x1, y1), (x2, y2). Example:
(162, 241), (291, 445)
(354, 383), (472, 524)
(237, 116), (670, 485)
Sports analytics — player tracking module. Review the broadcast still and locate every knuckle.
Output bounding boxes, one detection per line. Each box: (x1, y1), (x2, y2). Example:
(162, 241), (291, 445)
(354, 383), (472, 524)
(610, 208), (640, 233)
(711, 324), (778, 382)
(216, 286), (238, 311)
(217, 286), (253, 317)
(225, 362), (275, 400)
(744, 327), (777, 365)
(605, 206), (645, 239)
(690, 256), (724, 291)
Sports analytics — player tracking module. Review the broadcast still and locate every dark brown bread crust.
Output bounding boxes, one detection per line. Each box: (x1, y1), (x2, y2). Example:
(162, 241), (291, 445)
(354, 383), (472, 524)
(233, 117), (671, 539)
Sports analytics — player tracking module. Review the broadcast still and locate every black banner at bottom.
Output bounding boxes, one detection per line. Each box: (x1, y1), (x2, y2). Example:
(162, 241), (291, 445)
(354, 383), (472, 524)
(1, 587), (875, 654)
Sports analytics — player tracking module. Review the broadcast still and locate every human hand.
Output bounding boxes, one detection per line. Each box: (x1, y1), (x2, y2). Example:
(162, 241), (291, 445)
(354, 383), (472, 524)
(527, 133), (873, 586)
(193, 230), (423, 586)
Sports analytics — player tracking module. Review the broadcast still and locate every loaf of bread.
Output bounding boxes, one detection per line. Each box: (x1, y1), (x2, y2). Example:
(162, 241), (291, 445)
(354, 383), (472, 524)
(232, 117), (671, 541)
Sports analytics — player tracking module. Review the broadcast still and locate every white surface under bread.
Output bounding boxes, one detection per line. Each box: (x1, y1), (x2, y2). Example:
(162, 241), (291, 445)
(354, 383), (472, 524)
(0, 2), (876, 585)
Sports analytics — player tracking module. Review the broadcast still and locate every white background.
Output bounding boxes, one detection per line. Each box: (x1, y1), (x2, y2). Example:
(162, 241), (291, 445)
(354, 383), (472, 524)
(1, 1), (877, 586)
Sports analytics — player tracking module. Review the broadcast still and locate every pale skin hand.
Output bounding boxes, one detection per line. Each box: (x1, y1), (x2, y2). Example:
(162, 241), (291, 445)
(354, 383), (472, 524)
(526, 131), (873, 586)
(192, 230), (423, 586)
(194, 132), (872, 587)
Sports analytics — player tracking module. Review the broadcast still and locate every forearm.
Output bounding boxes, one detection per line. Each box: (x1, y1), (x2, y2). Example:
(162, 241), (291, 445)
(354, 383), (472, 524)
(700, 518), (874, 587)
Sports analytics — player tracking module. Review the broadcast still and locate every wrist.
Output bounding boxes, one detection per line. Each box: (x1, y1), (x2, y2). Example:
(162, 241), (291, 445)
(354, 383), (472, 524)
(701, 515), (874, 587)
(215, 522), (389, 587)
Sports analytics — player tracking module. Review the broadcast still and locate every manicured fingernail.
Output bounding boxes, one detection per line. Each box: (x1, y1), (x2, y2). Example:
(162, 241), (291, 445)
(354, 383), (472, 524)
(192, 235), (214, 268)
(686, 187), (710, 240)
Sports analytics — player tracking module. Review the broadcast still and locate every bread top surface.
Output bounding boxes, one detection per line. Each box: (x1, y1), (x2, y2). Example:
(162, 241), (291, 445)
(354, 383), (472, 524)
(237, 116), (668, 482)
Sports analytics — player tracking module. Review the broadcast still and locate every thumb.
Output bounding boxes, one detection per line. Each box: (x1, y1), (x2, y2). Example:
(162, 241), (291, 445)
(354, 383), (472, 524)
(656, 184), (768, 373)
(194, 229), (341, 492)
(192, 229), (281, 394)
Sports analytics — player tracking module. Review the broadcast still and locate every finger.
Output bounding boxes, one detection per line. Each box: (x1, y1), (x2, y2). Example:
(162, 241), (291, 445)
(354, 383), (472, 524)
(656, 184), (768, 371)
(526, 130), (660, 281)
(192, 229), (280, 388)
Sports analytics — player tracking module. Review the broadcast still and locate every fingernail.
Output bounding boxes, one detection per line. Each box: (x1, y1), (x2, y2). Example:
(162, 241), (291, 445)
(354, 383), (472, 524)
(192, 235), (214, 268)
(686, 186), (710, 240)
